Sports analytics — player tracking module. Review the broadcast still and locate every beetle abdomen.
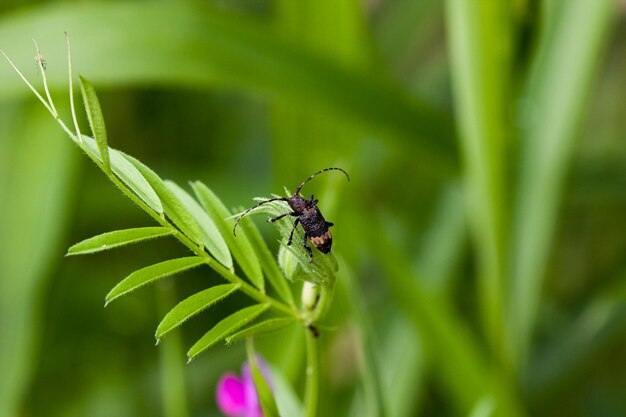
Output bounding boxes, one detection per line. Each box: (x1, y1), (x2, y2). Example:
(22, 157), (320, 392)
(310, 231), (332, 254)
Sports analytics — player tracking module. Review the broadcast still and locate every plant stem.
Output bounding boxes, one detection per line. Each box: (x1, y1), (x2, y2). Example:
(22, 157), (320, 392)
(156, 283), (189, 417)
(304, 329), (319, 417)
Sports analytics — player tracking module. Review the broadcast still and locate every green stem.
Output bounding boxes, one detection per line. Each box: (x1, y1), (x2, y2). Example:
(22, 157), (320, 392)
(156, 283), (189, 417)
(304, 329), (319, 417)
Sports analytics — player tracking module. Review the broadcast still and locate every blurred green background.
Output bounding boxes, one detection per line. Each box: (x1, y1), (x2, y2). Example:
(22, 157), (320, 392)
(1, 0), (625, 416)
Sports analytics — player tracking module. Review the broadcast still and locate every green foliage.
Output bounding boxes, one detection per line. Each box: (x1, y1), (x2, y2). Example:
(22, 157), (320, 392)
(125, 155), (203, 245)
(155, 284), (240, 340)
(247, 339), (281, 417)
(105, 257), (206, 304)
(192, 181), (265, 290)
(1, 1), (625, 417)
(67, 227), (174, 255)
(226, 317), (297, 344)
(164, 180), (233, 270)
(187, 304), (269, 361)
(81, 136), (164, 214)
(2, 41), (338, 417)
(236, 208), (295, 306)
(78, 75), (110, 173)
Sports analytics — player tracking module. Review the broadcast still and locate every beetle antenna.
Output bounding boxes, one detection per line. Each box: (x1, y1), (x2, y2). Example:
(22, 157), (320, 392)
(294, 167), (350, 195)
(233, 197), (289, 236)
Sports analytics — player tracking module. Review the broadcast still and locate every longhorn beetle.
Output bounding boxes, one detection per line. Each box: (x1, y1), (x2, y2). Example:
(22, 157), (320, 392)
(233, 167), (350, 262)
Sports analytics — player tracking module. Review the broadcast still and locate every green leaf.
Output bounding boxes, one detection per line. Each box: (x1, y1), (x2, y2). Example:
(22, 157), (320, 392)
(155, 283), (240, 340)
(508, 0), (616, 369)
(187, 304), (269, 360)
(165, 180), (232, 270)
(79, 76), (110, 173)
(191, 181), (264, 291)
(247, 340), (280, 417)
(105, 257), (205, 304)
(238, 211), (294, 306)
(445, 0), (509, 362)
(81, 136), (163, 214)
(226, 317), (296, 344)
(271, 363), (304, 417)
(67, 227), (174, 255)
(124, 155), (202, 245)
(0, 106), (76, 417)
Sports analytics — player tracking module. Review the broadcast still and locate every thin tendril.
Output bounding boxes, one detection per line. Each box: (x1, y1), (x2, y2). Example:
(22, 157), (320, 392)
(0, 48), (54, 115)
(65, 32), (83, 144)
(32, 39), (58, 117)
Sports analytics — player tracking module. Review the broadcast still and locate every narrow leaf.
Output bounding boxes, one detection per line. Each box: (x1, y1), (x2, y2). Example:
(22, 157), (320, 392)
(106, 257), (205, 304)
(247, 340), (280, 417)
(187, 304), (269, 360)
(192, 181), (264, 291)
(79, 76), (110, 173)
(110, 149), (165, 214)
(226, 317), (296, 344)
(124, 155), (202, 245)
(165, 180), (232, 270)
(81, 136), (163, 214)
(67, 227), (174, 255)
(238, 212), (294, 306)
(155, 283), (240, 340)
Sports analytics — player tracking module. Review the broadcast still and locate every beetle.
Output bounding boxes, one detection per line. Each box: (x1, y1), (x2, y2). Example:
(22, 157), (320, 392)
(233, 167), (349, 262)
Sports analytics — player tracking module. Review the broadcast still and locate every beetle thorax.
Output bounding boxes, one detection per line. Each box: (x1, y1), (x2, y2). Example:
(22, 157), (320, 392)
(287, 194), (309, 213)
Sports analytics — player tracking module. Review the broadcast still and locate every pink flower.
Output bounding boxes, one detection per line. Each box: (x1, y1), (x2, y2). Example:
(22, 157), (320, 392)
(216, 358), (272, 417)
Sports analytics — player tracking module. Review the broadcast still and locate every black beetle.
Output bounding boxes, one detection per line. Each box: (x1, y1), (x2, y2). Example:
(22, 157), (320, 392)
(233, 167), (349, 261)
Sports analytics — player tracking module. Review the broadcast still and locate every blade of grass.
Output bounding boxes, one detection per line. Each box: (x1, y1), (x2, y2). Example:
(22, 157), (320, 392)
(338, 258), (388, 417)
(444, 0), (512, 367)
(508, 0), (617, 370)
(0, 105), (77, 417)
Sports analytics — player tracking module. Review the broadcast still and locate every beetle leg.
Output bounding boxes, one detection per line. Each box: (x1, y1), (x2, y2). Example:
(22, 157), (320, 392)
(287, 218), (301, 246)
(303, 232), (313, 262)
(268, 212), (297, 223)
(326, 221), (334, 227)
